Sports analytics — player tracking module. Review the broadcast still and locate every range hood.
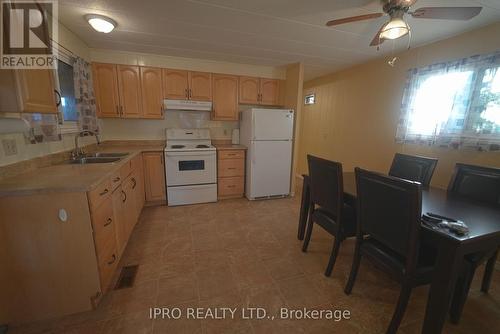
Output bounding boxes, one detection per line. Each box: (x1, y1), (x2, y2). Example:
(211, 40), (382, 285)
(164, 99), (212, 111)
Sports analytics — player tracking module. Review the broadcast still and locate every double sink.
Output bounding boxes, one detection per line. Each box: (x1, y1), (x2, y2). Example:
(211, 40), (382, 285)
(65, 152), (129, 164)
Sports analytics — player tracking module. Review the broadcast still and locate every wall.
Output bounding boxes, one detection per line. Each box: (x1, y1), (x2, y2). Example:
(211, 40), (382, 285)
(299, 22), (500, 189)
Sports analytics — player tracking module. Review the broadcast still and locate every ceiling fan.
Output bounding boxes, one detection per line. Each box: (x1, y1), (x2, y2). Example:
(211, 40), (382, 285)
(326, 0), (483, 47)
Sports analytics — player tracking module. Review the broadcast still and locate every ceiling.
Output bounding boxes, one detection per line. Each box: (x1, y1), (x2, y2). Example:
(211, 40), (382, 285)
(58, 0), (500, 80)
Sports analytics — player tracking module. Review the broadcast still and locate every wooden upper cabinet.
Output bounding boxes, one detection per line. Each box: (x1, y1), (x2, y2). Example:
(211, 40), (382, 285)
(239, 76), (260, 105)
(189, 71), (212, 101)
(140, 67), (163, 119)
(117, 65), (142, 118)
(143, 152), (166, 203)
(212, 74), (239, 121)
(15, 69), (58, 113)
(260, 79), (280, 106)
(163, 69), (189, 100)
(93, 63), (120, 118)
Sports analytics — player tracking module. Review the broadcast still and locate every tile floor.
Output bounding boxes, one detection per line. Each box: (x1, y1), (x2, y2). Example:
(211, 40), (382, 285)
(8, 192), (500, 334)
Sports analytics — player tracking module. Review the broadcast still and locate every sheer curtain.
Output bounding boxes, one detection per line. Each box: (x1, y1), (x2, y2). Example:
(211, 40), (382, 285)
(73, 57), (99, 133)
(396, 51), (500, 151)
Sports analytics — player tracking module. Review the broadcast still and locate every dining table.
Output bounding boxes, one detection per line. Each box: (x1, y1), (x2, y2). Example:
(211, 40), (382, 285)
(297, 172), (500, 334)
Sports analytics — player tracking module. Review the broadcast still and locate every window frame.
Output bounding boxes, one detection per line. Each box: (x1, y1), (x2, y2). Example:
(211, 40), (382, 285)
(54, 55), (79, 134)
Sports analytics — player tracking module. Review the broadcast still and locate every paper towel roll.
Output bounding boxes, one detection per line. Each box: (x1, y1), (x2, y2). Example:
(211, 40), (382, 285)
(0, 117), (30, 134)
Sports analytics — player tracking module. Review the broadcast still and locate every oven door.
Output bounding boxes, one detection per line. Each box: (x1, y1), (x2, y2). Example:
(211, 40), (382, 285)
(165, 151), (216, 186)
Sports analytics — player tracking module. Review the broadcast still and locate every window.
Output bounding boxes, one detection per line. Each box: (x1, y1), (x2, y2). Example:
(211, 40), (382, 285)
(396, 51), (500, 151)
(56, 58), (78, 132)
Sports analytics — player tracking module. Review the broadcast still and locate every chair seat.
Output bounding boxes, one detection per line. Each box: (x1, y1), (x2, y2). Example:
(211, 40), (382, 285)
(312, 204), (357, 237)
(361, 238), (435, 285)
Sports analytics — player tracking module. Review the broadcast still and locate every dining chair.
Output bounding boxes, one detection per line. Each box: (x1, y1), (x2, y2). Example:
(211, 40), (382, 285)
(389, 153), (438, 187)
(345, 168), (435, 334)
(302, 155), (356, 277)
(448, 163), (500, 323)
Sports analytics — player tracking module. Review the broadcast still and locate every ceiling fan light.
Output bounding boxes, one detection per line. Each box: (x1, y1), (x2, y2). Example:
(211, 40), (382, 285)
(85, 14), (116, 33)
(380, 18), (409, 40)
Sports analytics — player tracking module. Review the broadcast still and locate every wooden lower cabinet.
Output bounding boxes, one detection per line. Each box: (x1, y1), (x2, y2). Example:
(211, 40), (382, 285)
(217, 149), (246, 199)
(0, 152), (151, 325)
(143, 152), (166, 204)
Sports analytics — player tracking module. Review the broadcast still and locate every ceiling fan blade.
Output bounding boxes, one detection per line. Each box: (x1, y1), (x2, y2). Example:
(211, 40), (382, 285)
(411, 7), (482, 20)
(326, 13), (384, 26)
(370, 24), (387, 46)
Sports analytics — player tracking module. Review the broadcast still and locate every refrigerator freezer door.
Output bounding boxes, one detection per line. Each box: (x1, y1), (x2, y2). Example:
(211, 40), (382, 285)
(252, 109), (294, 141)
(247, 140), (292, 199)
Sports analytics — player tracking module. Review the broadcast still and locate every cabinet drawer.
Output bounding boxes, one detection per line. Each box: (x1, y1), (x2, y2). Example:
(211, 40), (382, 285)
(110, 169), (122, 191)
(97, 239), (118, 291)
(218, 159), (244, 177)
(88, 180), (112, 211)
(91, 197), (116, 247)
(218, 177), (244, 197)
(120, 159), (133, 180)
(218, 150), (245, 160)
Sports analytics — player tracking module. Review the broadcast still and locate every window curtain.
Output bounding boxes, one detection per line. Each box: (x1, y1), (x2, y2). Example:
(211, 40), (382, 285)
(73, 57), (99, 133)
(396, 50), (500, 151)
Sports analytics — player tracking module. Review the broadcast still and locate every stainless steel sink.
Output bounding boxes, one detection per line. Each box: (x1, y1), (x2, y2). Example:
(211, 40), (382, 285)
(84, 152), (129, 158)
(66, 157), (122, 164)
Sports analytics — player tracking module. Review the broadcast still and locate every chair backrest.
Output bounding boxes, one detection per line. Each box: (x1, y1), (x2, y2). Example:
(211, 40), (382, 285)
(389, 153), (438, 187)
(448, 163), (500, 206)
(307, 155), (343, 218)
(355, 168), (422, 270)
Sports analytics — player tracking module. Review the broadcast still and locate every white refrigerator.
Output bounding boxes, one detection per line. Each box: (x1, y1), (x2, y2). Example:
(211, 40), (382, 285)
(240, 108), (294, 200)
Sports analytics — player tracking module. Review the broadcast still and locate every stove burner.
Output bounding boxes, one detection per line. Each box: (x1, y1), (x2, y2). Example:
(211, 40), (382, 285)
(171, 145), (185, 149)
(196, 145), (210, 148)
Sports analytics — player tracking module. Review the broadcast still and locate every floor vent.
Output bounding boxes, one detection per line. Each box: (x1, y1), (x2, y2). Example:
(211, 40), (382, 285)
(114, 265), (139, 290)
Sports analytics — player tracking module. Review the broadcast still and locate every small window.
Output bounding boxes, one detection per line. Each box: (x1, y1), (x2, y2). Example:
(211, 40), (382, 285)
(56, 59), (78, 128)
(304, 93), (316, 105)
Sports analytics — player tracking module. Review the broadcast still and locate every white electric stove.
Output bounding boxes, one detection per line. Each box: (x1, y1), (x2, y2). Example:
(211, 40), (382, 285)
(164, 128), (217, 206)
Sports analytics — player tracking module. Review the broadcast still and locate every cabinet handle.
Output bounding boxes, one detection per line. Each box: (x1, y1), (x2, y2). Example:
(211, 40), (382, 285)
(185, 88), (188, 99)
(189, 89), (192, 99)
(121, 190), (127, 203)
(99, 189), (109, 196)
(120, 106), (124, 116)
(228, 167), (236, 170)
(228, 185), (236, 188)
(104, 217), (112, 227)
(107, 254), (116, 265)
(132, 178), (137, 189)
(54, 90), (62, 107)
(113, 177), (121, 182)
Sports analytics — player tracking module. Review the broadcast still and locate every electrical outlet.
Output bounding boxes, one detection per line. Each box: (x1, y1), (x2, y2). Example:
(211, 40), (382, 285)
(2, 138), (18, 156)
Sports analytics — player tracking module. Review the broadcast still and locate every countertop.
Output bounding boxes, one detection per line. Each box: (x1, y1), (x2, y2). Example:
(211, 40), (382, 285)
(214, 144), (247, 150)
(0, 144), (164, 197)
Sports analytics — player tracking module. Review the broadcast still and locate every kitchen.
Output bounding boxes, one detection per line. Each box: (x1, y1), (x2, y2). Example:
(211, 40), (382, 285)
(1, 1), (500, 334)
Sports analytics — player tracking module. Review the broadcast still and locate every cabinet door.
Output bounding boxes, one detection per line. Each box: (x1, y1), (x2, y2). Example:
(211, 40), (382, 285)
(239, 76), (260, 105)
(15, 69), (58, 113)
(140, 67), (163, 119)
(260, 78), (281, 106)
(189, 71), (212, 101)
(212, 74), (239, 121)
(111, 186), (126, 255)
(117, 65), (142, 118)
(163, 69), (189, 100)
(93, 63), (120, 118)
(143, 152), (166, 202)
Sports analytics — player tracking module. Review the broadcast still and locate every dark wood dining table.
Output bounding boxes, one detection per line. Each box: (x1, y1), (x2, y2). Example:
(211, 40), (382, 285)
(297, 172), (500, 334)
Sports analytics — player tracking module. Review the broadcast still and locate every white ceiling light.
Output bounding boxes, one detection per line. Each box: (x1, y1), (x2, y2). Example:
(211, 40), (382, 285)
(380, 13), (409, 40)
(85, 14), (116, 33)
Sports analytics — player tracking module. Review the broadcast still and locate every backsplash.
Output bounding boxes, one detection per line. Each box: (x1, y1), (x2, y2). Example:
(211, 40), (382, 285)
(99, 110), (239, 141)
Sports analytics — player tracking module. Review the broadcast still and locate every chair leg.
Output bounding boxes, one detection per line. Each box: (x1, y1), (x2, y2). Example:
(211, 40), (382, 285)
(325, 236), (342, 277)
(481, 249), (498, 293)
(302, 209), (314, 252)
(386, 283), (412, 334)
(344, 239), (362, 295)
(297, 180), (310, 241)
(450, 265), (475, 324)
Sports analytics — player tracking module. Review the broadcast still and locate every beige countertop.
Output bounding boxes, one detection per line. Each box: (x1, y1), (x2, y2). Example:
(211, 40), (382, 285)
(214, 144), (247, 150)
(0, 144), (164, 197)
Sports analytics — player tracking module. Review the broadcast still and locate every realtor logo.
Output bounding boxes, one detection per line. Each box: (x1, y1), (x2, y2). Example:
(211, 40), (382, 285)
(1, 0), (58, 69)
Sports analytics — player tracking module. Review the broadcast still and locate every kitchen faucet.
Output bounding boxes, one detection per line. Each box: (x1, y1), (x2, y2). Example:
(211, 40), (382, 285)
(71, 130), (101, 159)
